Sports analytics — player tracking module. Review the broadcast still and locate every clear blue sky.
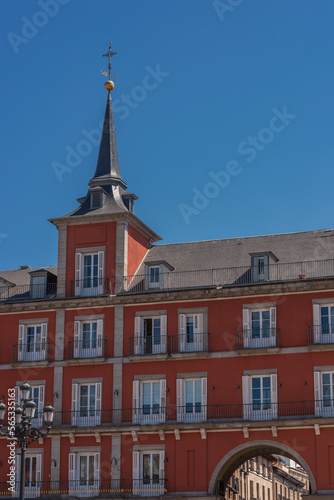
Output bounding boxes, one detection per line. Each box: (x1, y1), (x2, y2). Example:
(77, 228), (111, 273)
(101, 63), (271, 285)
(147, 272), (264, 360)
(1, 0), (334, 270)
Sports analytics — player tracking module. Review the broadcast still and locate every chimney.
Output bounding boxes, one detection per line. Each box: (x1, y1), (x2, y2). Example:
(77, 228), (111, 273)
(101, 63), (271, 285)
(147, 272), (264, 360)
(20, 266), (31, 270)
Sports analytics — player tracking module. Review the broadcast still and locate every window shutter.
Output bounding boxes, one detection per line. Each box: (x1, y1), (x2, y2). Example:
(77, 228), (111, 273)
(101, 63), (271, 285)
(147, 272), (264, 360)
(243, 309), (250, 347)
(95, 382), (102, 425)
(94, 453), (100, 482)
(71, 384), (78, 426)
(75, 253), (83, 295)
(98, 250), (105, 293)
(134, 317), (143, 355)
(270, 307), (276, 330)
(38, 385), (45, 424)
(18, 325), (25, 361)
(201, 377), (207, 421)
(159, 450), (165, 488)
(133, 451), (140, 484)
(176, 379), (183, 422)
(74, 321), (80, 358)
(36, 455), (42, 484)
(160, 314), (167, 353)
(97, 319), (103, 356)
(194, 314), (204, 351)
(179, 314), (186, 352)
(314, 371), (321, 416)
(313, 304), (321, 343)
(160, 379), (166, 423)
(41, 323), (47, 353)
(133, 380), (140, 423)
(15, 385), (21, 405)
(242, 375), (251, 420)
(15, 454), (21, 487)
(271, 374), (278, 419)
(69, 453), (77, 483)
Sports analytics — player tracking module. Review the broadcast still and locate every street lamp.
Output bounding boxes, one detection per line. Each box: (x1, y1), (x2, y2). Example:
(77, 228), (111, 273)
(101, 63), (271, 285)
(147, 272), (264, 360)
(0, 382), (54, 500)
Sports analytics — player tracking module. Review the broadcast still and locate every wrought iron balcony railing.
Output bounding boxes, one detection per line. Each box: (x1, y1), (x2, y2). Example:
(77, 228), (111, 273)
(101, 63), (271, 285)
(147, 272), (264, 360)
(170, 332), (209, 353)
(128, 333), (209, 356)
(67, 339), (107, 359)
(237, 328), (279, 349)
(0, 282), (57, 304)
(308, 324), (334, 345)
(70, 278), (111, 297)
(11, 343), (50, 363)
(0, 479), (167, 498)
(129, 335), (168, 356)
(52, 400), (334, 428)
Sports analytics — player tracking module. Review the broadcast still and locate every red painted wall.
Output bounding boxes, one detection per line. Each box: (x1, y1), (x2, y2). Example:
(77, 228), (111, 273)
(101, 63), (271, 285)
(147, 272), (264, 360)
(127, 225), (149, 279)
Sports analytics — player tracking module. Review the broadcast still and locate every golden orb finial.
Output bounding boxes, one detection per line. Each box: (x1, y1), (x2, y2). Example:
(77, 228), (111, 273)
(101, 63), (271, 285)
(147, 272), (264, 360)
(105, 80), (115, 91)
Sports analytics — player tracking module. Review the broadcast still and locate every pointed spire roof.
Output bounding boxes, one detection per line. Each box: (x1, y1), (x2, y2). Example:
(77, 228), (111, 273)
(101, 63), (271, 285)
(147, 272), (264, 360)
(89, 92), (127, 190)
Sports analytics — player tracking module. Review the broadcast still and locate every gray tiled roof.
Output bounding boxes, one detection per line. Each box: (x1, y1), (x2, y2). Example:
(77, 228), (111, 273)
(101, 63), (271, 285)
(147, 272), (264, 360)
(0, 266), (57, 287)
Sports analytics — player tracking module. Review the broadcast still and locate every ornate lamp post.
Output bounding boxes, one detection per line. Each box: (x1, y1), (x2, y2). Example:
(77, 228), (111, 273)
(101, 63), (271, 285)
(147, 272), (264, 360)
(0, 382), (54, 500)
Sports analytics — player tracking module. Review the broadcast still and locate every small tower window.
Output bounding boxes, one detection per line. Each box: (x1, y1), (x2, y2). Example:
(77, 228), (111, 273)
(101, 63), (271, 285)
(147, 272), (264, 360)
(90, 192), (102, 209)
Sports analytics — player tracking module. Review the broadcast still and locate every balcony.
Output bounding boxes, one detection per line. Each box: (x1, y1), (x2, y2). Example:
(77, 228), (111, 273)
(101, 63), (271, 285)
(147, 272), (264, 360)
(52, 399), (333, 428)
(70, 278), (111, 297)
(128, 334), (209, 356)
(129, 336), (168, 356)
(170, 332), (209, 353)
(0, 282), (57, 304)
(11, 343), (50, 363)
(308, 324), (334, 345)
(0, 479), (167, 498)
(237, 328), (279, 349)
(67, 339), (107, 359)
(119, 258), (334, 294)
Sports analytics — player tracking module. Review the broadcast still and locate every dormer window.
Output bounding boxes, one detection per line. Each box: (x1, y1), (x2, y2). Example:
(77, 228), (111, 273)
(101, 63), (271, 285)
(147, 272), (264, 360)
(90, 191), (102, 209)
(250, 252), (278, 282)
(149, 266), (160, 288)
(144, 261), (174, 290)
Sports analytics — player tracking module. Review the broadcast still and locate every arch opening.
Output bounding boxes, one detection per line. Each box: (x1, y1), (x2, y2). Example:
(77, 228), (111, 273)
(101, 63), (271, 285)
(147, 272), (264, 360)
(208, 440), (316, 496)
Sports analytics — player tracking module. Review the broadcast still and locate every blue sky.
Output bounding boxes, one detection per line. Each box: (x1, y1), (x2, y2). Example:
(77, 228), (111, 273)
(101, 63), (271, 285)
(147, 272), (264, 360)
(1, 0), (334, 270)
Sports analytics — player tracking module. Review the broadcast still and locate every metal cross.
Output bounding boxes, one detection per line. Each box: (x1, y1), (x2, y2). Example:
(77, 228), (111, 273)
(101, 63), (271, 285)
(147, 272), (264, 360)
(102, 41), (118, 79)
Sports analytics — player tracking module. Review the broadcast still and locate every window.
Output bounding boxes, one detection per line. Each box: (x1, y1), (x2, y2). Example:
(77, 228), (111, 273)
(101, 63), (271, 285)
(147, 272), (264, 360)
(69, 451), (100, 497)
(16, 384), (45, 427)
(242, 307), (276, 348)
(73, 319), (104, 358)
(313, 304), (334, 343)
(242, 373), (277, 420)
(30, 276), (46, 299)
(133, 379), (166, 424)
(176, 377), (207, 423)
(179, 313), (205, 352)
(314, 370), (334, 417)
(134, 315), (167, 355)
(72, 381), (102, 426)
(133, 450), (164, 496)
(75, 251), (105, 296)
(90, 191), (102, 209)
(18, 323), (47, 362)
(15, 454), (42, 498)
(149, 266), (160, 288)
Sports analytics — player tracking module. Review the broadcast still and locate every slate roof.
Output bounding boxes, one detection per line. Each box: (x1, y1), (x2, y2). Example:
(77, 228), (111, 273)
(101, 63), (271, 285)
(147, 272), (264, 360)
(0, 266), (57, 287)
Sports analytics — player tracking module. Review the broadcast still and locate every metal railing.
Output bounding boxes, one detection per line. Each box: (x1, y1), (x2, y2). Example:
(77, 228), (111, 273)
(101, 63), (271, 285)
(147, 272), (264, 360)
(0, 283), (57, 304)
(11, 343), (50, 363)
(70, 278), (111, 297)
(237, 328), (279, 349)
(0, 479), (167, 498)
(129, 336), (168, 356)
(52, 400), (334, 428)
(170, 332), (209, 353)
(67, 339), (107, 359)
(128, 334), (209, 356)
(118, 258), (334, 294)
(308, 324), (334, 345)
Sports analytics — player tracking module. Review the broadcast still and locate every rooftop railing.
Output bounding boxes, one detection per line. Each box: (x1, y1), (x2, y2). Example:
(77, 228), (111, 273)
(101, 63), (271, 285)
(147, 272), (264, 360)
(0, 282), (57, 304)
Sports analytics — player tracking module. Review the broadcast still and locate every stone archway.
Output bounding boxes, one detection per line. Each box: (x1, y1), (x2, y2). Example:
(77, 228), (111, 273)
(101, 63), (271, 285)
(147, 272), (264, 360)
(208, 440), (317, 495)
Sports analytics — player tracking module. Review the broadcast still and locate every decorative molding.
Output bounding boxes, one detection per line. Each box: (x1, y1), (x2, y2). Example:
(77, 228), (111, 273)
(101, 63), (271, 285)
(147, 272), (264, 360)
(242, 427), (249, 439)
(174, 429), (180, 440)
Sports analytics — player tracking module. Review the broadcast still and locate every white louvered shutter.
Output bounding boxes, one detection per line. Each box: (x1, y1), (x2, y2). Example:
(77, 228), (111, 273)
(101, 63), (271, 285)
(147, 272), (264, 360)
(243, 309), (250, 348)
(160, 379), (166, 423)
(271, 374), (278, 419)
(94, 453), (100, 483)
(194, 314), (204, 351)
(176, 379), (183, 422)
(201, 377), (207, 421)
(74, 321), (80, 358)
(134, 317), (143, 355)
(15, 385), (21, 405)
(97, 319), (103, 356)
(314, 371), (321, 416)
(98, 251), (105, 294)
(242, 375), (251, 420)
(133, 380), (140, 423)
(313, 304), (321, 343)
(160, 315), (167, 353)
(18, 325), (25, 361)
(75, 253), (83, 296)
(159, 450), (165, 491)
(71, 384), (78, 426)
(38, 385), (45, 425)
(68, 453), (77, 486)
(179, 314), (186, 353)
(269, 308), (276, 346)
(36, 455), (42, 489)
(15, 454), (21, 490)
(95, 382), (102, 425)
(133, 451), (140, 491)
(41, 323), (47, 356)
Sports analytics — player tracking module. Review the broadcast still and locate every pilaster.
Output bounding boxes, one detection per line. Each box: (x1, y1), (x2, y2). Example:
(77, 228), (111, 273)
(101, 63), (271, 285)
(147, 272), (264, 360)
(115, 221), (128, 292)
(50, 436), (61, 483)
(56, 225), (67, 298)
(111, 434), (122, 482)
(55, 310), (65, 361)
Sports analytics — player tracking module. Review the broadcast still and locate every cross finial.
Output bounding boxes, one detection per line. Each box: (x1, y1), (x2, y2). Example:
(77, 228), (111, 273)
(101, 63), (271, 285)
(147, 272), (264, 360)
(102, 41), (118, 80)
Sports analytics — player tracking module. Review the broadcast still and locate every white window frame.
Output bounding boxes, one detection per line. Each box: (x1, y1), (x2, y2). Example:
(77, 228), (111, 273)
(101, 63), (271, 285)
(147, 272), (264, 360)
(179, 313), (204, 352)
(133, 379), (166, 424)
(75, 250), (105, 297)
(69, 451), (100, 497)
(30, 276), (46, 299)
(148, 266), (160, 288)
(242, 307), (276, 348)
(314, 370), (334, 417)
(133, 449), (165, 497)
(90, 191), (102, 209)
(15, 453), (42, 498)
(313, 303), (334, 344)
(176, 377), (207, 423)
(74, 319), (104, 358)
(18, 323), (48, 362)
(134, 314), (167, 355)
(242, 373), (277, 421)
(71, 381), (102, 427)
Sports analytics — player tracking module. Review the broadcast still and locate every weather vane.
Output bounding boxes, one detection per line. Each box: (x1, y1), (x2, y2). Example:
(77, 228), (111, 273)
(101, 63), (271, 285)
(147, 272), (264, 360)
(101, 41), (117, 91)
